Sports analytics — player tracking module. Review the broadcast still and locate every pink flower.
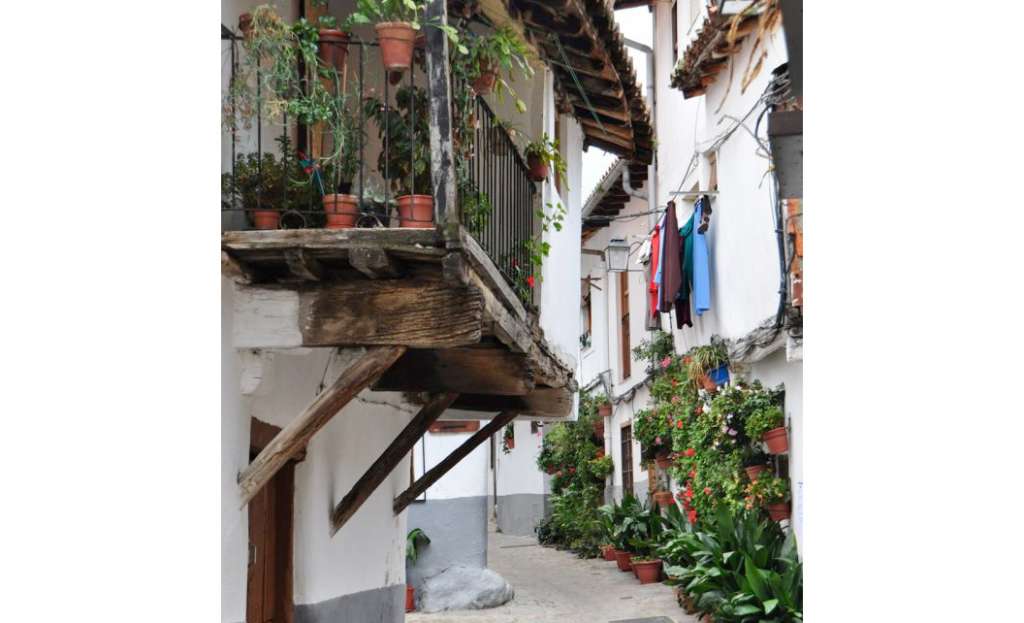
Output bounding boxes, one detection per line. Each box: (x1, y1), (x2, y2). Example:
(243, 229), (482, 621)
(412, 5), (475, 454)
(703, 487), (712, 495)
(654, 436), (662, 445)
(684, 448), (696, 458)
(660, 356), (672, 369)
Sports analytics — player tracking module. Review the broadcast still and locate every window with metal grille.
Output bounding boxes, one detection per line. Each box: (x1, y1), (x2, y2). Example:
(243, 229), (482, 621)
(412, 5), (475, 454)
(619, 270), (631, 380)
(621, 424), (634, 496)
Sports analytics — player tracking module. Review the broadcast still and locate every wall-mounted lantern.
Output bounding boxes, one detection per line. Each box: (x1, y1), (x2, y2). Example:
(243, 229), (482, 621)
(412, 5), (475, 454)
(605, 238), (629, 272)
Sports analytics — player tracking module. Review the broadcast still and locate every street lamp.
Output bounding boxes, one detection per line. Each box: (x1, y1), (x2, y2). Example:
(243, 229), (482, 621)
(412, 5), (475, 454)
(605, 238), (629, 272)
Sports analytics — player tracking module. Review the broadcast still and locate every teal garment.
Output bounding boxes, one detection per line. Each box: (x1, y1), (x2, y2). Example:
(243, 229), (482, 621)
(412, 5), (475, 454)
(679, 210), (694, 292)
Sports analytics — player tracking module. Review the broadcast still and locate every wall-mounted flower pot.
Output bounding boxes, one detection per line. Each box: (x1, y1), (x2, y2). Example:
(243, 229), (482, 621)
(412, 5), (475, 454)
(396, 194), (434, 228)
(527, 154), (549, 182)
(653, 491), (674, 509)
(614, 549), (633, 572)
(632, 559), (663, 584)
(375, 22), (417, 72)
(700, 374), (717, 392)
(655, 448), (672, 470)
(323, 194), (359, 229)
(505, 437), (515, 450)
(317, 29), (349, 72)
(238, 13), (254, 38)
(597, 402), (612, 418)
(601, 544), (616, 561)
(707, 364), (729, 386)
(744, 464), (767, 482)
(472, 61), (498, 95)
(405, 585), (415, 612)
(593, 418), (605, 439)
(763, 427), (789, 454)
(252, 209), (280, 230)
(766, 501), (791, 522)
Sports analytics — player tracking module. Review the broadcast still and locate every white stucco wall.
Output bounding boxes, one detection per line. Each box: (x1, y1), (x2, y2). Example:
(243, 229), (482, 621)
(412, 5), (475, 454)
(419, 427), (489, 501)
(495, 420), (546, 496)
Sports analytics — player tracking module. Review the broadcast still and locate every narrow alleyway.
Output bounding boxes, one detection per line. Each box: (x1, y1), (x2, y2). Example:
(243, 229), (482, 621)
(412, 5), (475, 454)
(408, 525), (696, 623)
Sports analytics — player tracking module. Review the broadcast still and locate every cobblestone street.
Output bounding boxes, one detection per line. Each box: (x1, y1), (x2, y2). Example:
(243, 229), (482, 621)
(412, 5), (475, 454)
(408, 527), (697, 623)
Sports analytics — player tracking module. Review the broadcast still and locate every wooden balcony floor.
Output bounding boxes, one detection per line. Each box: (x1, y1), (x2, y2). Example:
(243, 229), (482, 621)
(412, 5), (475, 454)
(222, 227), (575, 419)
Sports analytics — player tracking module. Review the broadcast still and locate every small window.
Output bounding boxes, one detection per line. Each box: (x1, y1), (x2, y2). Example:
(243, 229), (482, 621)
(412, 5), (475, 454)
(621, 424), (634, 495)
(428, 421), (481, 433)
(619, 271), (631, 380)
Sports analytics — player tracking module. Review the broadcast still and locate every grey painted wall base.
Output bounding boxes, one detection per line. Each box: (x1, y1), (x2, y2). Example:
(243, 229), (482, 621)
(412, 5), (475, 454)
(495, 493), (549, 536)
(608, 477), (650, 505)
(294, 584), (404, 623)
(407, 496), (488, 592)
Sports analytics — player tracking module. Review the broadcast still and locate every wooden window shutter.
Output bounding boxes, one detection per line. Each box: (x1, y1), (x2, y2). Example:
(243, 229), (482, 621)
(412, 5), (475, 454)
(619, 271), (631, 380)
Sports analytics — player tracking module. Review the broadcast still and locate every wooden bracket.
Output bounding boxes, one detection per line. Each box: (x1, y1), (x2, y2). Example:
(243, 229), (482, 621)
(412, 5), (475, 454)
(394, 411), (518, 514)
(330, 392), (459, 535)
(284, 249), (324, 281)
(237, 346), (406, 507)
(349, 247), (403, 279)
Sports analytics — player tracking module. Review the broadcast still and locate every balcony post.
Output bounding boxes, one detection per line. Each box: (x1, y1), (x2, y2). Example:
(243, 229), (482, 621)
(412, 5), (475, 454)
(424, 0), (459, 243)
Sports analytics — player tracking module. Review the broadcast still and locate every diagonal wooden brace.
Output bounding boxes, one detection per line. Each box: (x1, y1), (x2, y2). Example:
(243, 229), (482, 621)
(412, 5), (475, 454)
(330, 392), (459, 536)
(237, 346), (407, 507)
(393, 411), (519, 515)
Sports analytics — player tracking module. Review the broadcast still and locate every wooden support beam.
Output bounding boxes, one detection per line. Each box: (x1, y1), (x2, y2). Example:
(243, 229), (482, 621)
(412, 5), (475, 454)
(237, 346), (406, 506)
(394, 411), (518, 514)
(233, 281), (483, 349)
(349, 247), (403, 279)
(451, 387), (573, 419)
(373, 348), (534, 395)
(329, 392), (459, 535)
(425, 0), (459, 243)
(284, 249), (324, 281)
(222, 251), (254, 284)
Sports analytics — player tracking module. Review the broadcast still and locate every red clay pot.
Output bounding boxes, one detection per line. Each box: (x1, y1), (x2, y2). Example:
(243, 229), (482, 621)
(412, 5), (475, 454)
(744, 464), (767, 482)
(238, 13), (253, 38)
(766, 502), (791, 522)
(472, 61), (498, 95)
(632, 559), (663, 584)
(317, 29), (349, 72)
(614, 549), (633, 572)
(601, 544), (616, 561)
(527, 154), (549, 182)
(396, 194), (434, 228)
(405, 585), (415, 612)
(653, 491), (674, 509)
(322, 194), (358, 229)
(597, 402), (612, 418)
(763, 427), (789, 454)
(375, 22), (417, 72)
(593, 418), (605, 439)
(252, 209), (280, 230)
(700, 374), (717, 392)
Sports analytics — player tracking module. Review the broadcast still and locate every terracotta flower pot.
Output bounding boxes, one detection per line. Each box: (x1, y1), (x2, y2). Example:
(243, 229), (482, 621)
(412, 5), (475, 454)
(252, 209), (280, 230)
(317, 29), (349, 72)
(405, 585), (415, 612)
(632, 559), (663, 584)
(744, 464), (767, 482)
(527, 154), (549, 182)
(597, 402), (612, 418)
(655, 448), (672, 470)
(238, 13), (253, 38)
(506, 437), (515, 450)
(375, 22), (417, 72)
(700, 374), (717, 392)
(545, 465), (558, 475)
(766, 501), (791, 522)
(472, 61), (498, 95)
(601, 544), (616, 561)
(395, 194), (434, 228)
(614, 549), (633, 572)
(653, 491), (674, 509)
(322, 194), (359, 229)
(593, 418), (605, 439)
(763, 427), (789, 454)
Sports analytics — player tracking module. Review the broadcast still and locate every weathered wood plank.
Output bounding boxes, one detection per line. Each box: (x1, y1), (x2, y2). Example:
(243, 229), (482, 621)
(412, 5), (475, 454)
(233, 281), (484, 349)
(373, 348), (534, 395)
(349, 247), (404, 279)
(425, 0), (459, 242)
(284, 249), (324, 281)
(299, 281), (483, 348)
(451, 387), (573, 419)
(330, 392), (459, 535)
(222, 251), (255, 284)
(237, 346), (406, 506)
(394, 411), (518, 514)
(457, 226), (528, 321)
(222, 228), (444, 256)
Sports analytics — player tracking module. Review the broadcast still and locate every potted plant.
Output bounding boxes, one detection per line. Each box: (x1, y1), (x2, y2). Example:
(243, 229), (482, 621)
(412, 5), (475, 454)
(365, 85), (434, 227)
(633, 408), (671, 469)
(502, 422), (515, 452)
(597, 504), (618, 561)
(523, 133), (566, 183)
(314, 12), (350, 72)
(652, 490), (674, 509)
(343, 0), (429, 73)
(597, 397), (612, 419)
(748, 474), (791, 522)
(741, 446), (769, 482)
(626, 506), (666, 584)
(223, 139), (312, 230)
(405, 527), (430, 612)
(465, 26), (533, 97)
(746, 405), (788, 454)
(589, 455), (613, 483)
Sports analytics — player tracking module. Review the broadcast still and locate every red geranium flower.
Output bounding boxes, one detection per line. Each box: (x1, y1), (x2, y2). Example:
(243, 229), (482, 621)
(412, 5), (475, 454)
(568, 467), (575, 474)
(526, 275), (535, 288)
(660, 356), (672, 369)
(687, 509), (698, 524)
(703, 487), (712, 495)
(676, 419), (685, 429)
(684, 448), (696, 458)
(688, 469), (696, 479)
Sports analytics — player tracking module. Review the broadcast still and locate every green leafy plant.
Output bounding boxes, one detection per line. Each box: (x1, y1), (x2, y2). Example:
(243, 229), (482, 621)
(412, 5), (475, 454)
(465, 26), (532, 111)
(633, 330), (676, 376)
(524, 133), (568, 187)
(588, 455), (613, 480)
(364, 84), (432, 196)
(406, 527), (430, 564)
(633, 408), (672, 462)
(222, 135), (319, 222)
(746, 474), (790, 506)
(746, 405), (785, 441)
(501, 422), (514, 454)
(341, 0), (467, 55)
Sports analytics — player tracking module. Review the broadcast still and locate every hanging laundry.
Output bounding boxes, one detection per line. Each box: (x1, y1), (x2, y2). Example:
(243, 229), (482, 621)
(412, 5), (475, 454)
(676, 208), (695, 329)
(659, 203), (682, 314)
(693, 196), (711, 315)
(649, 217), (662, 319)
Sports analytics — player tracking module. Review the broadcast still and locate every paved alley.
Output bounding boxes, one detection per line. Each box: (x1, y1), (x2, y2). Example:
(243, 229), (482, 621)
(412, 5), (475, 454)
(407, 527), (697, 623)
